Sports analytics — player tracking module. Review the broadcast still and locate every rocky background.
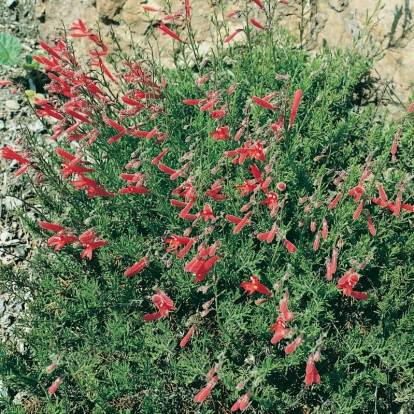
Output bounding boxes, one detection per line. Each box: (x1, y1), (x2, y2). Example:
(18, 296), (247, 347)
(0, 0), (413, 402)
(34, 0), (414, 114)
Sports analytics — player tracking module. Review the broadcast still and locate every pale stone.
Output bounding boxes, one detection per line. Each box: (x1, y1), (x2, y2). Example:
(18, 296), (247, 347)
(34, 0), (414, 117)
(5, 100), (20, 111)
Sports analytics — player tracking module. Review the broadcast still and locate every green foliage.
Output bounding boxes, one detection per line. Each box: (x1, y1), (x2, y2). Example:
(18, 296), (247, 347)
(0, 33), (22, 66)
(1, 3), (414, 413)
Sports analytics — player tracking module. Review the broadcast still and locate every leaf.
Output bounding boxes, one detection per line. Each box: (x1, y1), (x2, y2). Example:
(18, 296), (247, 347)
(0, 33), (22, 66)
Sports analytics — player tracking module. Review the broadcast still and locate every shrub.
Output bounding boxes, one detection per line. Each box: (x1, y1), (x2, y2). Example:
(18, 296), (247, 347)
(1, 1), (414, 413)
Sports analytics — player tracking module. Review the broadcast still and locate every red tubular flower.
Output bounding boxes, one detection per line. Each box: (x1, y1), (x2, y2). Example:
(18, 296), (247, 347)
(124, 257), (149, 277)
(289, 89), (302, 130)
(226, 212), (253, 234)
(305, 353), (320, 386)
(240, 275), (272, 296)
(252, 96), (275, 110)
(249, 17), (264, 29)
(278, 291), (297, 321)
(366, 211), (376, 236)
(194, 375), (218, 403)
(39, 221), (66, 232)
(252, 0), (264, 9)
(80, 240), (108, 260)
(328, 192), (342, 210)
(261, 192), (278, 216)
(48, 377), (63, 395)
(336, 271), (368, 300)
(322, 217), (328, 239)
(224, 29), (243, 43)
(119, 185), (150, 194)
(158, 22), (185, 43)
(180, 324), (197, 348)
(285, 333), (303, 354)
(257, 221), (278, 243)
(164, 234), (193, 256)
(231, 392), (251, 412)
(269, 315), (291, 344)
(199, 203), (216, 222)
(47, 233), (78, 251)
(1, 146), (31, 165)
(284, 239), (296, 253)
(210, 126), (230, 140)
(143, 289), (175, 321)
(236, 179), (257, 196)
(194, 255), (220, 283)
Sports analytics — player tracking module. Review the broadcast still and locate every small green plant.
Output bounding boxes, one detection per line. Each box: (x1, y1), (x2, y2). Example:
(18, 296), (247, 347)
(1, 1), (414, 413)
(0, 32), (46, 95)
(0, 33), (22, 66)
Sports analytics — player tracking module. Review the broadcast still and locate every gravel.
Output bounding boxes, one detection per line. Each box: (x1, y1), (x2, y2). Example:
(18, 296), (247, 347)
(0, 0), (43, 345)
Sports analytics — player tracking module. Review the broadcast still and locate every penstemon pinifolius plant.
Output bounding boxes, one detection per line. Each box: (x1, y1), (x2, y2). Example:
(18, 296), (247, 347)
(1, 0), (414, 413)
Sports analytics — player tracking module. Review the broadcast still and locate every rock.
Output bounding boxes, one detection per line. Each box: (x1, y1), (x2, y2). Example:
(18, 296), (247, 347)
(28, 119), (45, 133)
(1, 315), (11, 328)
(34, 0), (414, 118)
(5, 100), (20, 111)
(0, 299), (6, 315)
(5, 0), (18, 9)
(328, 0), (349, 12)
(3, 196), (23, 210)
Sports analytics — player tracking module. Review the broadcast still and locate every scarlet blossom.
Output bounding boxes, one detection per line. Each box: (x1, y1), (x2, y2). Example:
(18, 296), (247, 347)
(224, 29), (243, 43)
(124, 257), (149, 277)
(1, 146), (31, 165)
(48, 377), (63, 394)
(164, 234), (194, 258)
(257, 221), (278, 243)
(285, 333), (303, 354)
(240, 275), (272, 296)
(261, 191), (278, 216)
(80, 240), (108, 260)
(47, 233), (78, 251)
(70, 174), (115, 198)
(158, 22), (185, 43)
(45, 363), (57, 374)
(284, 239), (296, 253)
(278, 291), (297, 321)
(249, 17), (264, 29)
(194, 374), (219, 402)
(277, 182), (286, 191)
(328, 192), (342, 210)
(322, 217), (328, 239)
(143, 289), (175, 321)
(199, 203), (216, 222)
(236, 140), (267, 162)
(348, 185), (365, 202)
(269, 315), (291, 344)
(305, 353), (320, 386)
(336, 271), (368, 300)
(366, 211), (376, 236)
(231, 392), (251, 412)
(252, 0), (264, 9)
(180, 324), (197, 348)
(205, 181), (227, 201)
(289, 89), (302, 130)
(226, 211), (253, 234)
(142, 5), (163, 12)
(210, 126), (230, 140)
(236, 179), (258, 196)
(211, 109), (227, 119)
(118, 185), (150, 194)
(252, 96), (275, 110)
(185, 254), (220, 283)
(271, 115), (284, 141)
(39, 221), (66, 232)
